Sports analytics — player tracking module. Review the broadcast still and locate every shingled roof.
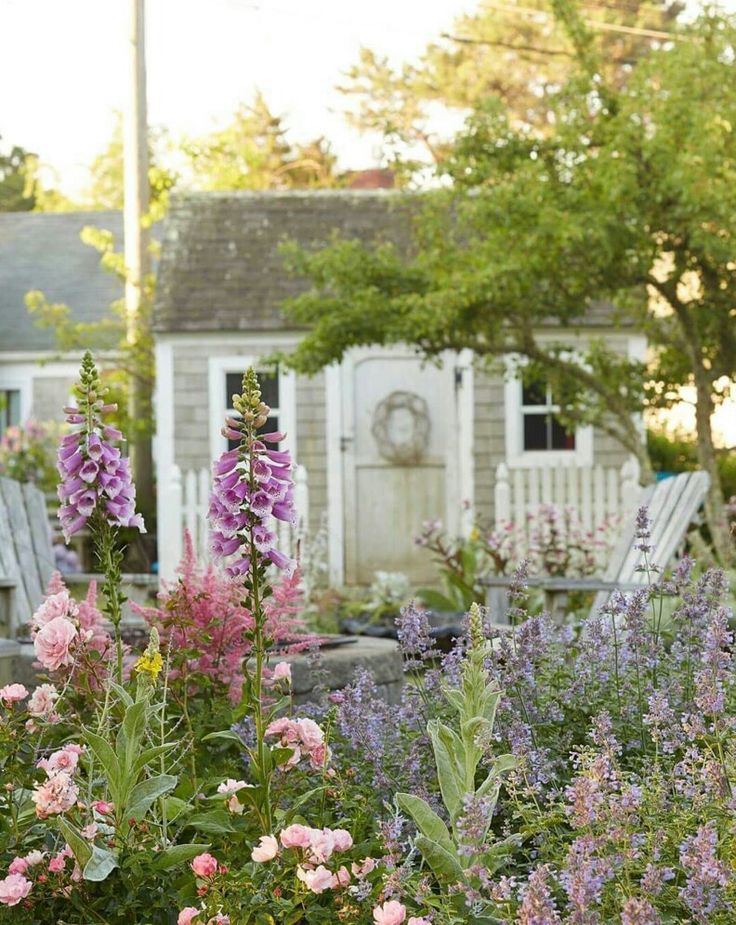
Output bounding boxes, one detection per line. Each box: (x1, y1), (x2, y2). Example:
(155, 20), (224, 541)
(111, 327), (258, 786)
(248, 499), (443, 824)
(153, 190), (412, 333)
(0, 211), (124, 352)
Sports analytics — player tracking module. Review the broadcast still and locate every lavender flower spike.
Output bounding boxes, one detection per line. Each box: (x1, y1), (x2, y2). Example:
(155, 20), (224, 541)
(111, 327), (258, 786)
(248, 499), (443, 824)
(57, 351), (145, 542)
(209, 368), (296, 576)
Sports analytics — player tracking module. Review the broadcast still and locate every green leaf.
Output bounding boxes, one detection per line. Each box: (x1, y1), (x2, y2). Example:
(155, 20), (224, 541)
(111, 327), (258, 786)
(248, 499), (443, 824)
(83, 845), (119, 882)
(396, 792), (454, 853)
(184, 809), (236, 835)
(125, 774), (177, 820)
(132, 743), (176, 777)
(108, 680), (133, 707)
(271, 746), (296, 768)
(120, 701), (148, 770)
(201, 729), (244, 746)
(82, 728), (121, 801)
(57, 818), (92, 869)
(151, 843), (211, 871)
(415, 834), (465, 882)
(428, 720), (465, 821)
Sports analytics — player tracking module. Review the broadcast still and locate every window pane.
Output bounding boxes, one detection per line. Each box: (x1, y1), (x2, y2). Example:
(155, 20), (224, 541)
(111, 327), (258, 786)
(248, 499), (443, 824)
(259, 370), (279, 410)
(1, 390), (21, 431)
(225, 372), (243, 409)
(551, 417), (575, 450)
(522, 375), (547, 407)
(523, 413), (550, 451)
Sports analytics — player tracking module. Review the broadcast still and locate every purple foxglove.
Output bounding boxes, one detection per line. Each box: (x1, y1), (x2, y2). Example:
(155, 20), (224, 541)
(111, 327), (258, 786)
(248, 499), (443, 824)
(56, 352), (146, 541)
(209, 368), (296, 576)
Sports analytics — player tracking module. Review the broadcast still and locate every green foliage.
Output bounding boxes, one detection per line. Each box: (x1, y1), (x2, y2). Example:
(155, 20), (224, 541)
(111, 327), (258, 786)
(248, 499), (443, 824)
(0, 138), (37, 211)
(183, 91), (338, 192)
(648, 428), (736, 500)
(397, 604), (518, 906)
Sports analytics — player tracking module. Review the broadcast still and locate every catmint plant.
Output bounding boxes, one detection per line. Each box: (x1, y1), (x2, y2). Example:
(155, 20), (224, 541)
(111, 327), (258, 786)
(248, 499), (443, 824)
(208, 367), (297, 832)
(56, 351), (145, 681)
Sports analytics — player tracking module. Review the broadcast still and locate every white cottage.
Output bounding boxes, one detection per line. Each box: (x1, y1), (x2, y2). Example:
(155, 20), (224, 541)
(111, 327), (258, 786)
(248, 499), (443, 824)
(153, 190), (645, 585)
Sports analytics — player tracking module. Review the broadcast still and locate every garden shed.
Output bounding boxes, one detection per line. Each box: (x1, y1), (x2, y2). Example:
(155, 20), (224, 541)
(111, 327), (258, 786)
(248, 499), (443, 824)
(153, 190), (647, 585)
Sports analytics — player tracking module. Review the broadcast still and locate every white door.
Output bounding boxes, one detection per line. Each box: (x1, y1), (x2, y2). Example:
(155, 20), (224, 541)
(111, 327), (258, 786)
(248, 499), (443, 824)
(340, 348), (466, 584)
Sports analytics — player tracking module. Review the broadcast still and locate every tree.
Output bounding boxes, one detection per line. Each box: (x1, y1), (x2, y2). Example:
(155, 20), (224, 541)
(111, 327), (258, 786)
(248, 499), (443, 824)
(0, 138), (38, 211)
(279, 9), (736, 563)
(84, 113), (176, 221)
(339, 0), (683, 173)
(183, 92), (338, 191)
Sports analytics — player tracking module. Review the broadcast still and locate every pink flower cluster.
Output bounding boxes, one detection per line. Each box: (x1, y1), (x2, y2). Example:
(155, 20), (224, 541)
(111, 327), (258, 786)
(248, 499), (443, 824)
(30, 572), (111, 676)
(265, 716), (330, 770)
(216, 778), (253, 813)
(134, 533), (307, 704)
(32, 744), (83, 819)
(0, 844), (80, 907)
(373, 900), (430, 925)
(209, 429), (296, 577)
(250, 824), (370, 895)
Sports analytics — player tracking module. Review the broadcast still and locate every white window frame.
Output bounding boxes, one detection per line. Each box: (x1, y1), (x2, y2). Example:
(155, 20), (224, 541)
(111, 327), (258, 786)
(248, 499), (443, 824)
(207, 355), (297, 463)
(503, 356), (593, 467)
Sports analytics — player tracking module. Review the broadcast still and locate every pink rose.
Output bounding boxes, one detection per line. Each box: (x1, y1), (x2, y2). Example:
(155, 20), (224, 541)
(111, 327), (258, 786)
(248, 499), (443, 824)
(31, 591), (76, 634)
(92, 800), (114, 814)
(48, 854), (66, 874)
(352, 857), (376, 877)
(191, 853), (218, 878)
(308, 828), (335, 863)
(80, 823), (98, 839)
(28, 684), (58, 717)
(40, 744), (82, 775)
(34, 617), (78, 671)
(373, 901), (407, 925)
(331, 828), (353, 852)
(23, 851), (45, 868)
(0, 873), (32, 906)
(297, 864), (334, 894)
(408, 918), (432, 925)
(280, 824), (312, 849)
(32, 771), (79, 818)
(272, 661), (291, 683)
(177, 908), (200, 925)
(331, 865), (351, 888)
(295, 718), (324, 750)
(0, 683), (28, 704)
(216, 779), (248, 796)
(251, 835), (279, 863)
(7, 858), (27, 876)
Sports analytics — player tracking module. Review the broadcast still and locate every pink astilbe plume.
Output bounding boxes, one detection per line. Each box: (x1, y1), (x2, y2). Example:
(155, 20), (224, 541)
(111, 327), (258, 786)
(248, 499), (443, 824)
(134, 531), (310, 702)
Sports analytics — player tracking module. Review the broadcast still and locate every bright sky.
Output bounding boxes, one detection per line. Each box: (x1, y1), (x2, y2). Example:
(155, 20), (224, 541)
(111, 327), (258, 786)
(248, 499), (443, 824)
(0, 0), (476, 195)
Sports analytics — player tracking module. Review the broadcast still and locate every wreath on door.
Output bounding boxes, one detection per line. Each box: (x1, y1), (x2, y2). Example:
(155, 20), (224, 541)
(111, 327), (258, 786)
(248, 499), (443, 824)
(370, 390), (431, 465)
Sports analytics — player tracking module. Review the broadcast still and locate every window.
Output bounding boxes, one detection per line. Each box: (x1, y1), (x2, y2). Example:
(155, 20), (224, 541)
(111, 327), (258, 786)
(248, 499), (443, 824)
(521, 376), (575, 452)
(224, 368), (281, 451)
(209, 355), (296, 462)
(503, 357), (592, 467)
(0, 389), (21, 432)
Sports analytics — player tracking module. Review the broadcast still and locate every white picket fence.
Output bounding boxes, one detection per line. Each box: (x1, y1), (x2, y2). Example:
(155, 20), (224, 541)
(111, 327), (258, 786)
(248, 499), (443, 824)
(493, 456), (641, 533)
(157, 463), (309, 581)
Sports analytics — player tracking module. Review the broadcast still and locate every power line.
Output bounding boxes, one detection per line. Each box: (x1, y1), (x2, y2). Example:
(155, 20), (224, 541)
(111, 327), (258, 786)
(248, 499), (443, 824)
(442, 32), (575, 56)
(477, 1), (683, 41)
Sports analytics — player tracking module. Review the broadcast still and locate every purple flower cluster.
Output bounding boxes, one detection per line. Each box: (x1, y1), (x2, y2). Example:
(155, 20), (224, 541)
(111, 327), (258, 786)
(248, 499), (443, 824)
(209, 369), (296, 576)
(620, 896), (660, 925)
(560, 835), (611, 924)
(56, 352), (145, 541)
(679, 822), (731, 922)
(517, 865), (561, 925)
(396, 602), (437, 670)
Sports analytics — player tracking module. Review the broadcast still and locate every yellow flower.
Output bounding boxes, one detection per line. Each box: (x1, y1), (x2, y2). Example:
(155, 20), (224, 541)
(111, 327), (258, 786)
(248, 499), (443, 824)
(135, 650), (163, 680)
(469, 527), (481, 542)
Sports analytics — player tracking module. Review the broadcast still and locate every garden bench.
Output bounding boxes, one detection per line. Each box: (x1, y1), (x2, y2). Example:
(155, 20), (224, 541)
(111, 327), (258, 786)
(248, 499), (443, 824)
(482, 469), (711, 623)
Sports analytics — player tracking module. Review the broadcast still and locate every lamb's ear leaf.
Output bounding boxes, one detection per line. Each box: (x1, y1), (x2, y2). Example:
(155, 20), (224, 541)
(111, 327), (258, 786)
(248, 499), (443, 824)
(415, 834), (465, 882)
(202, 729), (243, 746)
(428, 720), (465, 822)
(82, 727), (121, 801)
(396, 792), (453, 854)
(83, 845), (119, 882)
(125, 773), (177, 820)
(57, 817), (92, 869)
(108, 680), (134, 707)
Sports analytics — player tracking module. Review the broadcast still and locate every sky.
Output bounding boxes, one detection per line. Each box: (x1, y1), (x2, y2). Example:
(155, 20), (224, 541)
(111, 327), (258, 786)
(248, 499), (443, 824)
(0, 0), (476, 196)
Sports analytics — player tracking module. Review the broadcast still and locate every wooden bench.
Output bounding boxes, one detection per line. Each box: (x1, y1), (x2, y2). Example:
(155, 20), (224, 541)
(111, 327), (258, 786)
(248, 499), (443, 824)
(483, 470), (711, 623)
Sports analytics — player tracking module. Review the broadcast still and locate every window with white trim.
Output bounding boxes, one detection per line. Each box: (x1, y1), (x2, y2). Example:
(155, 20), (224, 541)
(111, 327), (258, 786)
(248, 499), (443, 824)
(0, 389), (21, 431)
(521, 375), (575, 452)
(224, 368), (281, 451)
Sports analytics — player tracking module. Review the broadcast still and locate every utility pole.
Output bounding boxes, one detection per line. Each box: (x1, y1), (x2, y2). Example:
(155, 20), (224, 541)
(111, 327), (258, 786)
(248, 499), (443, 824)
(123, 0), (155, 521)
